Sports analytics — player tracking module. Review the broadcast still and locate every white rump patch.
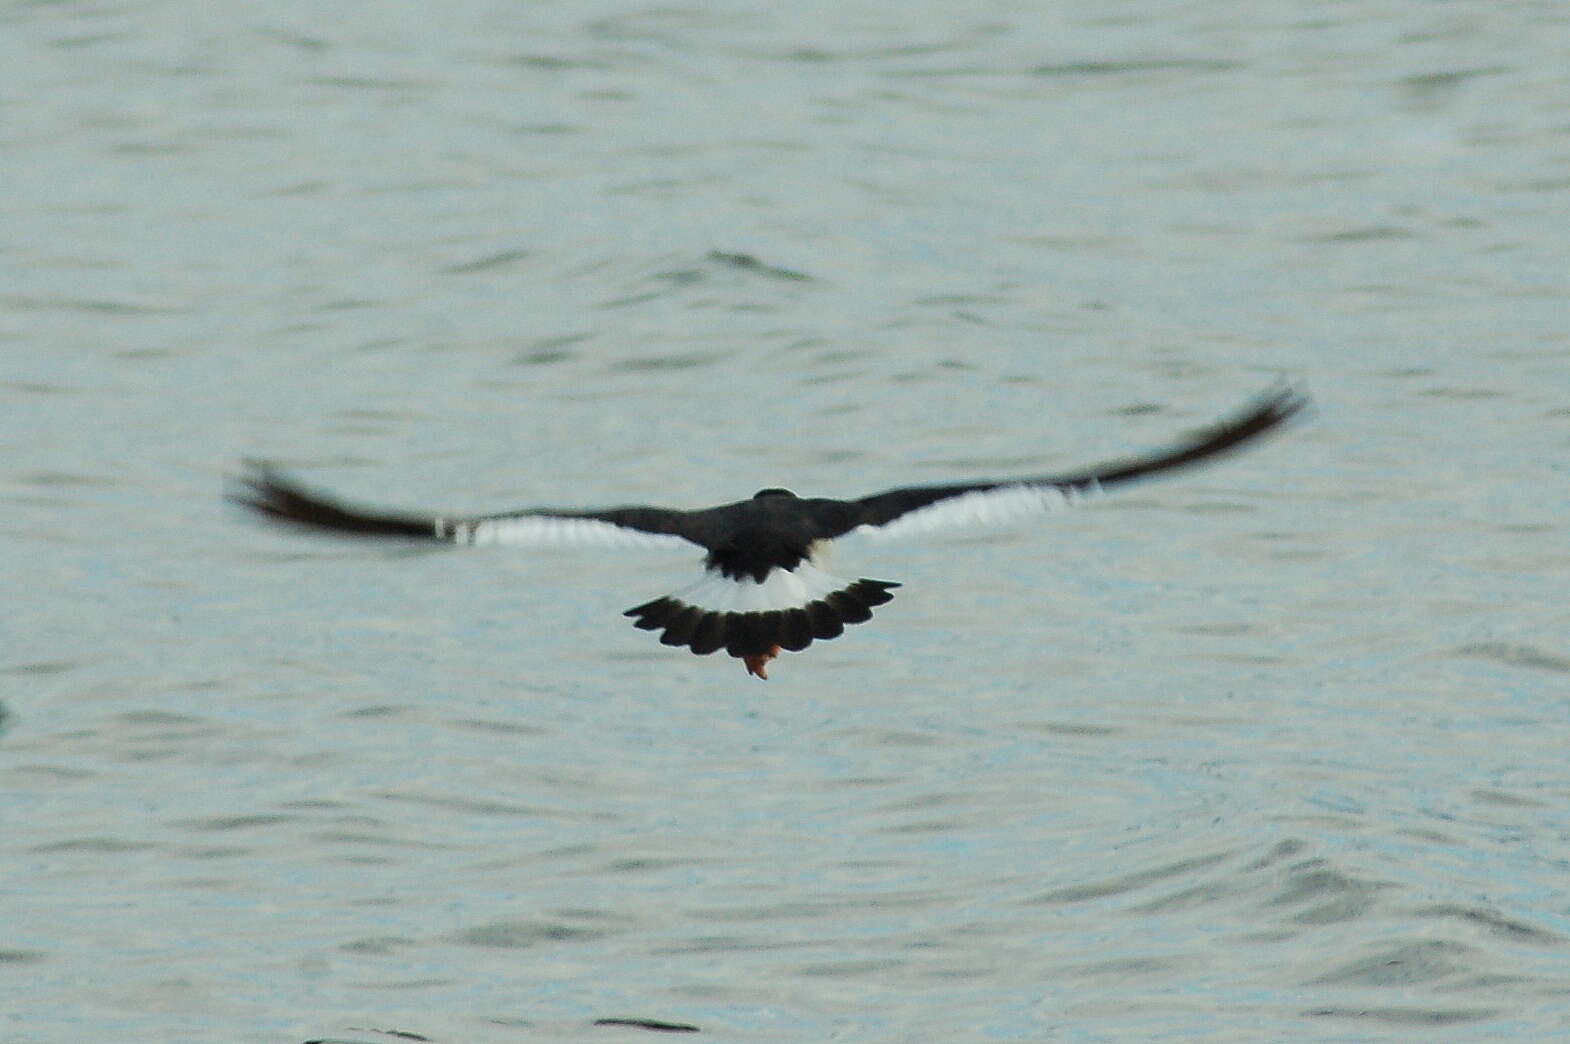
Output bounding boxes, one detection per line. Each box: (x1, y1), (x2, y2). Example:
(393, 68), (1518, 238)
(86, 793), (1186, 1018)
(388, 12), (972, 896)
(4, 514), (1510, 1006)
(674, 559), (849, 614)
(444, 515), (694, 551)
(854, 481), (1101, 541)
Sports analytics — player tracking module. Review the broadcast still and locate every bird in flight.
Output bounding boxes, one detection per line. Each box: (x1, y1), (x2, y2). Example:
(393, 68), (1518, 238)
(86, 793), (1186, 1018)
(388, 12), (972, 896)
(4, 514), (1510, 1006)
(234, 386), (1306, 679)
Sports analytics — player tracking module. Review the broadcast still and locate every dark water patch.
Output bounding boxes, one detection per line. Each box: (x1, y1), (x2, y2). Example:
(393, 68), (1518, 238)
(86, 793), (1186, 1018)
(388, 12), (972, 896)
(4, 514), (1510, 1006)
(1453, 642), (1570, 673)
(253, 26), (331, 52)
(607, 351), (720, 372)
(1398, 67), (1509, 109)
(1310, 940), (1476, 986)
(309, 830), (447, 851)
(587, 250), (812, 315)
(1101, 841), (1393, 925)
(1242, 838), (1309, 870)
(604, 857), (692, 873)
(117, 710), (205, 726)
(1031, 58), (1240, 78)
(876, 791), (966, 814)
(701, 891), (939, 923)
(890, 360), (973, 382)
(0, 382), (78, 403)
(340, 936), (419, 955)
(178, 845), (253, 860)
(315, 297), (378, 313)
(1420, 385), (1514, 401)
(1496, 174), (1570, 192)
(507, 52), (607, 71)
(797, 957), (902, 977)
(650, 935), (821, 956)
(811, 774), (905, 790)
(1128, 881), (1234, 915)
(827, 727), (940, 748)
(444, 716), (549, 736)
(911, 294), (1009, 313)
(1305, 1006), (1501, 1026)
(174, 813), (296, 832)
(305, 1029), (431, 1044)
(441, 249), (531, 275)
(1027, 850), (1234, 905)
(804, 348), (869, 367)
(0, 294), (187, 315)
(342, 704), (419, 719)
(484, 1017), (536, 1031)
(351, 1030), (429, 1041)
(453, 919), (610, 948)
(1066, 956), (1197, 988)
(1175, 621), (1254, 637)
(374, 789), (550, 818)
(278, 799), (351, 811)
(48, 29), (135, 49)
(1307, 224), (1419, 243)
(1110, 401), (1167, 416)
(1397, 826), (1462, 846)
(593, 1017), (699, 1033)
(305, 75), (433, 92)
(0, 949), (45, 964)
(510, 332), (592, 366)
(1413, 905), (1563, 945)
(32, 836), (156, 853)
(870, 789), (1019, 832)
(14, 470), (118, 488)
(708, 250), (811, 281)
(354, 978), (454, 991)
(1372, 365), (1438, 379)
(1265, 861), (1389, 925)
(1013, 720), (1123, 737)
(1470, 788), (1547, 810)
(1398, 67), (1507, 91)
(768, 23), (1003, 64)
(880, 817), (966, 835)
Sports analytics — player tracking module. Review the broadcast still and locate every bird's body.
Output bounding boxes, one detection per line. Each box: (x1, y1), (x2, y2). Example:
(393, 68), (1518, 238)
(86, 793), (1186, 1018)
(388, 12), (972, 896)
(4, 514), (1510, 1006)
(234, 387), (1306, 678)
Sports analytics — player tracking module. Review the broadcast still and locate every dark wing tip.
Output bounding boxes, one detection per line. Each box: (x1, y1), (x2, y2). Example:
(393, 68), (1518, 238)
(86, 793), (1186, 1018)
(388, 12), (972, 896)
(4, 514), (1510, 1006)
(226, 460), (307, 522)
(1196, 382), (1311, 451)
(1073, 382), (1312, 490)
(1190, 380), (1312, 456)
(229, 461), (437, 539)
(1239, 382), (1312, 432)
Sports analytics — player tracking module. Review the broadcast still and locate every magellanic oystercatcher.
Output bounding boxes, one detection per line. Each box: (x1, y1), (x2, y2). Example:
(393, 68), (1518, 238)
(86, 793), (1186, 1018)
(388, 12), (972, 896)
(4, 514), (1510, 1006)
(234, 386), (1306, 678)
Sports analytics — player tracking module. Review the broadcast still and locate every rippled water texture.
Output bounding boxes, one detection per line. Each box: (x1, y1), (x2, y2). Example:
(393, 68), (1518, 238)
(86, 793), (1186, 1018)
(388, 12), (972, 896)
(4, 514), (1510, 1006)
(5, 2), (1570, 1041)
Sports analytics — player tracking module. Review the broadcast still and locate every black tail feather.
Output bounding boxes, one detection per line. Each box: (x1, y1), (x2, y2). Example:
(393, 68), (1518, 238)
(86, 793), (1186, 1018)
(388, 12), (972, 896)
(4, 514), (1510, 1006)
(623, 579), (900, 659)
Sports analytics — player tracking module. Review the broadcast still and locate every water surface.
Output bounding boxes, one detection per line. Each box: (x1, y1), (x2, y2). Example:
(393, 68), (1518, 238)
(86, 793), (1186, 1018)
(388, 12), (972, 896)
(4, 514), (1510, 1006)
(5, 2), (1570, 1041)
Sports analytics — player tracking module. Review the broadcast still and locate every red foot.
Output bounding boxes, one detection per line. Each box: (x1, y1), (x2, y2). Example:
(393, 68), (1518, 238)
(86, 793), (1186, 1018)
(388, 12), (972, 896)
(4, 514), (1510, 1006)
(743, 645), (782, 679)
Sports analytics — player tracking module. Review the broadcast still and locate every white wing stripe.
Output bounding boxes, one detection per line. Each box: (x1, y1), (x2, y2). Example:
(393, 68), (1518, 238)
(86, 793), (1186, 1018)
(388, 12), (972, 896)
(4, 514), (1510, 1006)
(445, 515), (692, 550)
(854, 480), (1101, 541)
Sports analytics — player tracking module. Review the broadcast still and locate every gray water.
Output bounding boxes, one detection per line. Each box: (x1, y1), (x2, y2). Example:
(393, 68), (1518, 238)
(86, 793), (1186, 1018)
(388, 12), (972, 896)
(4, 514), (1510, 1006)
(5, 2), (1570, 1041)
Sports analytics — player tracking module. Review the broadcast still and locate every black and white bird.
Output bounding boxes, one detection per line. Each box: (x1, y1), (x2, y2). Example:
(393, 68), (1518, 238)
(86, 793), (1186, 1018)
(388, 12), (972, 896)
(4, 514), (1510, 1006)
(234, 386), (1306, 678)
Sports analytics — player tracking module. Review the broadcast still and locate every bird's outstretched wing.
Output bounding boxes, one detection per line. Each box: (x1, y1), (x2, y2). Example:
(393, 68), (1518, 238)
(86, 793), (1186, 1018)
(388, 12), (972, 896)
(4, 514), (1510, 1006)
(231, 462), (703, 551)
(830, 385), (1309, 540)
